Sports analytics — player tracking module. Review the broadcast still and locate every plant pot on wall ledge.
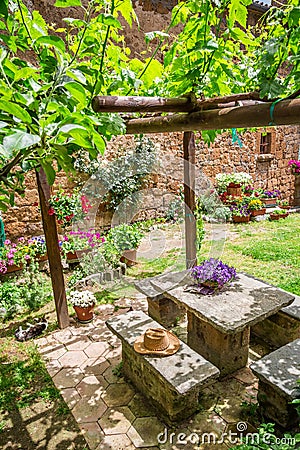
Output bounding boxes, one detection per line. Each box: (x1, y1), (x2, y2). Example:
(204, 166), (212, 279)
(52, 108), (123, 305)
(260, 198), (277, 207)
(251, 208), (266, 217)
(232, 215), (251, 223)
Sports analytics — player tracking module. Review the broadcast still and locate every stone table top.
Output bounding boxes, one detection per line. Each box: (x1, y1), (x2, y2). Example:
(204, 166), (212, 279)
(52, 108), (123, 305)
(251, 338), (300, 398)
(134, 270), (189, 298)
(150, 273), (295, 334)
(106, 310), (220, 395)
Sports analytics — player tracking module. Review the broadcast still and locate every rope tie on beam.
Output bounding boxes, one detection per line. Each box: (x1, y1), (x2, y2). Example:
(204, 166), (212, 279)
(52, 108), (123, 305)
(269, 98), (285, 126)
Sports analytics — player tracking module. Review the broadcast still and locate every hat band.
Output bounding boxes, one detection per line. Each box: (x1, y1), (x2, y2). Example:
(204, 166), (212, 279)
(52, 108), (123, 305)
(145, 342), (169, 352)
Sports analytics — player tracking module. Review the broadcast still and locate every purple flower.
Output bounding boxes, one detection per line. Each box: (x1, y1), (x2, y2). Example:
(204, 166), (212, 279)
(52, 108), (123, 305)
(24, 254), (30, 260)
(191, 258), (237, 294)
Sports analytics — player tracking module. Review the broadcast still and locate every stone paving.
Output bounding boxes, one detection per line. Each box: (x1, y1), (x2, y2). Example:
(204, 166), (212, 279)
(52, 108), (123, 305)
(36, 294), (262, 450)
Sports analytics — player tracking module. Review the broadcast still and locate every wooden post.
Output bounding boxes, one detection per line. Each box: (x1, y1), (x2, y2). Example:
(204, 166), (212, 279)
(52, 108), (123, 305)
(36, 168), (70, 329)
(183, 131), (197, 269)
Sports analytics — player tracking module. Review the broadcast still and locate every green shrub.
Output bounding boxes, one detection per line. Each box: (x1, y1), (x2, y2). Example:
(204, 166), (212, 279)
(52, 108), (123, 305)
(0, 262), (52, 319)
(230, 423), (300, 449)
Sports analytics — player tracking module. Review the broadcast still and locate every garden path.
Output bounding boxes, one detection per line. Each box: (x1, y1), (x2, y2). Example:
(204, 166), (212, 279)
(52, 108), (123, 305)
(36, 290), (266, 450)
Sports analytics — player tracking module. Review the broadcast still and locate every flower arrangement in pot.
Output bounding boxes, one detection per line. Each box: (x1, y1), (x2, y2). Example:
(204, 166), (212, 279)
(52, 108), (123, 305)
(288, 159), (300, 175)
(230, 204), (251, 223)
(215, 173), (253, 193)
(260, 189), (281, 206)
(248, 199), (266, 217)
(0, 237), (40, 274)
(60, 229), (105, 261)
(67, 290), (97, 323)
(48, 189), (92, 229)
(190, 258), (237, 295)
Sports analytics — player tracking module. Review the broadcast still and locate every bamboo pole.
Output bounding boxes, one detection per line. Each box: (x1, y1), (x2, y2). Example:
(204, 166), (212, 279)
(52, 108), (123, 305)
(125, 99), (300, 134)
(36, 168), (69, 329)
(183, 131), (197, 269)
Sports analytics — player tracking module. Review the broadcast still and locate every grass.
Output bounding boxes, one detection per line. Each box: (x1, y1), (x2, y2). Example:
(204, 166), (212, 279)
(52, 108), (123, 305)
(199, 214), (300, 295)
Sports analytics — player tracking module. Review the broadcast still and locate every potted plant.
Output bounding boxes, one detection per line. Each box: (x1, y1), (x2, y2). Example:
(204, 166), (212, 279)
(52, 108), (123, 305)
(260, 189), (281, 206)
(67, 290), (97, 323)
(60, 230), (104, 262)
(277, 199), (290, 210)
(30, 236), (48, 261)
(107, 223), (144, 266)
(288, 159), (300, 175)
(230, 205), (251, 223)
(269, 209), (288, 221)
(48, 189), (92, 229)
(190, 258), (237, 294)
(215, 172), (253, 195)
(0, 237), (39, 275)
(248, 199), (266, 217)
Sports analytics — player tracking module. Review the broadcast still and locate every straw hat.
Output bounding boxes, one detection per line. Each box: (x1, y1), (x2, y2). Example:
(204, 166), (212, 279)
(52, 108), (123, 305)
(134, 328), (180, 356)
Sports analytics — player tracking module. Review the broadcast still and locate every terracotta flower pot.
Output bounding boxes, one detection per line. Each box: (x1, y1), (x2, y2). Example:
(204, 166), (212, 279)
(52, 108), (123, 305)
(269, 214), (286, 220)
(261, 198), (277, 207)
(66, 249), (91, 262)
(251, 208), (266, 217)
(232, 215), (250, 223)
(120, 249), (137, 267)
(73, 304), (95, 323)
(5, 263), (23, 274)
(226, 184), (242, 197)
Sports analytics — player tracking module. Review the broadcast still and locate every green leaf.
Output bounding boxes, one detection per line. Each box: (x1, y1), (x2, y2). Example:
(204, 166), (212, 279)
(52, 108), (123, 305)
(41, 162), (56, 185)
(0, 0), (8, 18)
(35, 36), (66, 53)
(96, 14), (122, 29)
(54, 0), (82, 7)
(3, 131), (40, 153)
(59, 124), (86, 133)
(14, 67), (38, 82)
(0, 100), (32, 123)
(92, 132), (105, 154)
(117, 0), (137, 27)
(64, 81), (87, 106)
(63, 17), (86, 27)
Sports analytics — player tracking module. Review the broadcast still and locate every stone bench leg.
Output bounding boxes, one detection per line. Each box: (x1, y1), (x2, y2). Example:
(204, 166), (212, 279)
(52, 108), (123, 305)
(187, 312), (250, 377)
(251, 311), (300, 348)
(256, 379), (298, 428)
(122, 341), (200, 424)
(147, 295), (185, 328)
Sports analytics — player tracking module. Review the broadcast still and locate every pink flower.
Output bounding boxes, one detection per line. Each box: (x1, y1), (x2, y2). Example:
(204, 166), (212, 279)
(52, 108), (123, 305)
(25, 255), (30, 260)
(48, 207), (55, 216)
(4, 239), (11, 245)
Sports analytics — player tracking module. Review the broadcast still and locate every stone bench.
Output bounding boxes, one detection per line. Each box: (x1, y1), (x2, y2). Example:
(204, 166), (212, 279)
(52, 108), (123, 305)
(106, 310), (220, 424)
(134, 271), (188, 327)
(250, 338), (300, 428)
(251, 293), (300, 348)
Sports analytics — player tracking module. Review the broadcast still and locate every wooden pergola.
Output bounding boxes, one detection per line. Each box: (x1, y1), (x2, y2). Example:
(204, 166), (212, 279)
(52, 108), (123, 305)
(39, 93), (300, 328)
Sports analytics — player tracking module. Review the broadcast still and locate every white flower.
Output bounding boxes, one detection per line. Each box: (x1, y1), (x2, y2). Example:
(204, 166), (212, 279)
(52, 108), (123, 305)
(67, 290), (96, 307)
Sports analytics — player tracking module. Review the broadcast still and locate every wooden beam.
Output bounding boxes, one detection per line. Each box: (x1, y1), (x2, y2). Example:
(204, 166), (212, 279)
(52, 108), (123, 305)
(125, 98), (300, 134)
(36, 168), (70, 329)
(92, 92), (262, 113)
(183, 131), (197, 269)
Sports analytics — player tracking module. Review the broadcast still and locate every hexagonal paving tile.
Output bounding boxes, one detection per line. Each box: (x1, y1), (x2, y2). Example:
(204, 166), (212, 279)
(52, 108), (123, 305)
(65, 335), (91, 351)
(40, 343), (67, 360)
(61, 387), (81, 409)
(128, 393), (155, 418)
(59, 350), (88, 368)
(44, 359), (61, 377)
(77, 375), (108, 400)
(53, 367), (84, 389)
(127, 417), (165, 448)
(95, 433), (132, 450)
(72, 397), (107, 423)
(98, 406), (135, 435)
(103, 364), (125, 384)
(80, 356), (110, 376)
(52, 329), (74, 344)
(84, 342), (110, 359)
(102, 383), (135, 407)
(80, 421), (104, 450)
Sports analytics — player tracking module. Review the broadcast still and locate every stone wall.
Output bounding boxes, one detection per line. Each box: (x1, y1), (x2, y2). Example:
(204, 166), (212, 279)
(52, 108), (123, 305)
(3, 125), (299, 240)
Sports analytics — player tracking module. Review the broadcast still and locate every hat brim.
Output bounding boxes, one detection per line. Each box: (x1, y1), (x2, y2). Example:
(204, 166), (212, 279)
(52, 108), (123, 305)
(134, 330), (180, 356)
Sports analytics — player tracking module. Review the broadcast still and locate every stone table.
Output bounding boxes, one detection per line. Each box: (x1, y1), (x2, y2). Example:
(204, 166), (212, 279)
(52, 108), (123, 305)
(151, 273), (294, 376)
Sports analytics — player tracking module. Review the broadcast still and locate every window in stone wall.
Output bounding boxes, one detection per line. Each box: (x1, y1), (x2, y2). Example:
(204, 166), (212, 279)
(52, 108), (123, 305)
(258, 131), (276, 154)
